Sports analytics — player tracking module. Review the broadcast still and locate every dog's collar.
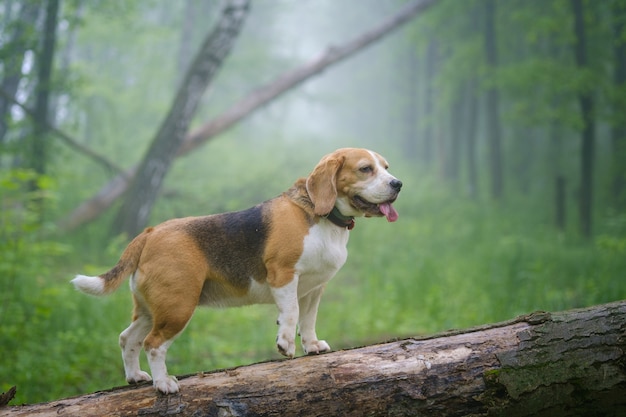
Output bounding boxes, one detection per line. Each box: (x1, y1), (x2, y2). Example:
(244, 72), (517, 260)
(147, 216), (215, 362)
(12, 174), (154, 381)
(325, 206), (355, 230)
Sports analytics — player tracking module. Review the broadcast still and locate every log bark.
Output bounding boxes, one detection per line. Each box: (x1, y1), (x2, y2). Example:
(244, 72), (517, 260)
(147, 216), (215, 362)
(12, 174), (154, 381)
(56, 0), (438, 233)
(3, 300), (625, 417)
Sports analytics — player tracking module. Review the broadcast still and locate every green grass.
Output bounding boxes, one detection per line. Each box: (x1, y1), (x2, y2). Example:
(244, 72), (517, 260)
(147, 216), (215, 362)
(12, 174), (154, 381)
(2, 171), (625, 405)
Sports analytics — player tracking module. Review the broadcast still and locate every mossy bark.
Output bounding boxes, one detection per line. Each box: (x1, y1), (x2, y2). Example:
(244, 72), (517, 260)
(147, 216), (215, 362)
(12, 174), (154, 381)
(2, 301), (625, 416)
(480, 304), (626, 416)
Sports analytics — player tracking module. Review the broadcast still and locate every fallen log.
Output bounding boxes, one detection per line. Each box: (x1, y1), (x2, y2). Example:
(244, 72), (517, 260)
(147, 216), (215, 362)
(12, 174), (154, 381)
(2, 300), (625, 416)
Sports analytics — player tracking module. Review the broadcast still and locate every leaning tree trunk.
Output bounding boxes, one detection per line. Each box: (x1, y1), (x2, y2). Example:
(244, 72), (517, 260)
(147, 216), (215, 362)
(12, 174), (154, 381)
(111, 0), (250, 237)
(2, 300), (625, 416)
(57, 0), (438, 233)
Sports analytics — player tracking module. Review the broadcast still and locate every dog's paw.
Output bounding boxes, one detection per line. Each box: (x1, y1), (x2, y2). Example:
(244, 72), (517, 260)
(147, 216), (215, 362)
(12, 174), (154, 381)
(276, 334), (296, 358)
(303, 339), (331, 355)
(126, 371), (152, 384)
(153, 375), (179, 394)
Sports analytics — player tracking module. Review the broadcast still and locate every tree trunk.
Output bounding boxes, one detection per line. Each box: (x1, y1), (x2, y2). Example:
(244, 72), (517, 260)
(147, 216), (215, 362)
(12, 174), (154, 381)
(0, 2), (40, 145)
(445, 92), (462, 185)
(422, 39), (438, 169)
(571, 0), (595, 239)
(465, 79), (479, 199)
(177, 0), (197, 85)
(484, 0), (504, 201)
(57, 0), (439, 233)
(111, 0), (251, 237)
(514, 127), (534, 195)
(555, 175), (567, 231)
(28, 0), (59, 220)
(403, 45), (419, 159)
(30, 0), (58, 173)
(611, 0), (626, 210)
(2, 300), (625, 416)
(550, 111), (566, 231)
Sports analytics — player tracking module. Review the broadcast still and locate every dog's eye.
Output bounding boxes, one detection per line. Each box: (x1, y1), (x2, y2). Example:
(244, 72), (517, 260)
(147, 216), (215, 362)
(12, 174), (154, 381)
(359, 165), (373, 173)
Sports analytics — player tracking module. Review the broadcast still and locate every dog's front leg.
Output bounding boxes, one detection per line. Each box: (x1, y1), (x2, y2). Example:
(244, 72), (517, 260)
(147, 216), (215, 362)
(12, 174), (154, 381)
(298, 286), (331, 354)
(270, 276), (299, 357)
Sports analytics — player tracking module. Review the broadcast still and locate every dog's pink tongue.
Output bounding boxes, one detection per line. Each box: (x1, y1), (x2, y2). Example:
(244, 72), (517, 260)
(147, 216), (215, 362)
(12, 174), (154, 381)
(379, 202), (399, 222)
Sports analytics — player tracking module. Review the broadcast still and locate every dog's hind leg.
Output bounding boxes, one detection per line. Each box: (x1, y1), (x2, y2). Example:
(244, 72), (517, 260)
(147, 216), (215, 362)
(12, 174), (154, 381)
(142, 305), (195, 394)
(141, 278), (200, 394)
(119, 295), (153, 384)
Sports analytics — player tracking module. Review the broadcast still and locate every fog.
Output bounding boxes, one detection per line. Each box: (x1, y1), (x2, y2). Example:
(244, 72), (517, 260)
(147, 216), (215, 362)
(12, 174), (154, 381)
(1, 0), (626, 405)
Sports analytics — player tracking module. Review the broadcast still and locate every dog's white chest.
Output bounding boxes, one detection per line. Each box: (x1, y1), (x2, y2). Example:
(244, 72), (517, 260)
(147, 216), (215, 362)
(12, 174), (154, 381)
(295, 221), (349, 295)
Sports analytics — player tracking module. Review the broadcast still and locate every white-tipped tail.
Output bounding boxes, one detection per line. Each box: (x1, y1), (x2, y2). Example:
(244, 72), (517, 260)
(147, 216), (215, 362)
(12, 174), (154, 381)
(72, 274), (106, 296)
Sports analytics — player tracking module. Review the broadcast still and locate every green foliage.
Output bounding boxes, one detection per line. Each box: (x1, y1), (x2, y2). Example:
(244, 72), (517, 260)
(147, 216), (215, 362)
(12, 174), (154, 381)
(2, 159), (625, 405)
(2, 0), (626, 407)
(323, 175), (626, 343)
(0, 169), (76, 403)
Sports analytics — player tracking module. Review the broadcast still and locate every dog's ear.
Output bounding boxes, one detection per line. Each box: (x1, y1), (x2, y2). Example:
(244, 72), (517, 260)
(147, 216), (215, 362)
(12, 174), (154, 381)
(306, 155), (343, 216)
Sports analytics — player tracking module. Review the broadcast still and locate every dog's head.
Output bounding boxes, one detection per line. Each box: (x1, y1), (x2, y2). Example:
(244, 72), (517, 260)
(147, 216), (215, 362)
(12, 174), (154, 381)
(306, 148), (402, 222)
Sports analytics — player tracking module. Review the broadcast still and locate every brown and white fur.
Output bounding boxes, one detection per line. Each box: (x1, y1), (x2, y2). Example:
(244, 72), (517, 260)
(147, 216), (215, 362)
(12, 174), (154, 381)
(72, 148), (402, 394)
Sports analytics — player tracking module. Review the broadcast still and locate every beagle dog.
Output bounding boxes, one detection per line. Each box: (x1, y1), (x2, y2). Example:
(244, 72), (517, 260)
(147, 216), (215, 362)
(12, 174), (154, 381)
(72, 147), (402, 394)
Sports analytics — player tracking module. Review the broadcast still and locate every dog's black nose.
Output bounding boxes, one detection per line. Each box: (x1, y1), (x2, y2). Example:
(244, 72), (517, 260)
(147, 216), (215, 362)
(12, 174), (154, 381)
(390, 179), (403, 191)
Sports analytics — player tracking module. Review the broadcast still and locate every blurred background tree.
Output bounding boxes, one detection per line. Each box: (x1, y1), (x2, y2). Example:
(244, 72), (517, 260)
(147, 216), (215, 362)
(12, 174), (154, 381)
(1, 0), (625, 405)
